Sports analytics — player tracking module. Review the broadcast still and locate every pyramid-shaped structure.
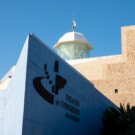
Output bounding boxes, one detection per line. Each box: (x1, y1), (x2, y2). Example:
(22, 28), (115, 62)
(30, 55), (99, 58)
(3, 34), (116, 135)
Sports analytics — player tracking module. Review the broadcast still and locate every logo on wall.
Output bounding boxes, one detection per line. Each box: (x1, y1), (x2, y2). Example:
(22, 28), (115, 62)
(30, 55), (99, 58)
(33, 60), (67, 104)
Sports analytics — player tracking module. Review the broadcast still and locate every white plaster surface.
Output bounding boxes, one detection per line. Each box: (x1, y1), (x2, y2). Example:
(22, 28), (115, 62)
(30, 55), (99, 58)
(22, 34), (116, 135)
(1, 34), (117, 135)
(4, 36), (29, 135)
(0, 90), (6, 135)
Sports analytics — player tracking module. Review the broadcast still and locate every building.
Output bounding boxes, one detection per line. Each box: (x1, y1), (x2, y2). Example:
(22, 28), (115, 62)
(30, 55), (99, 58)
(0, 33), (116, 135)
(54, 24), (135, 107)
(1, 21), (135, 134)
(54, 31), (93, 60)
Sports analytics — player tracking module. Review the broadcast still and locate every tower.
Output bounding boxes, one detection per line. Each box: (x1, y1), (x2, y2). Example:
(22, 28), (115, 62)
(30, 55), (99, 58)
(53, 21), (93, 60)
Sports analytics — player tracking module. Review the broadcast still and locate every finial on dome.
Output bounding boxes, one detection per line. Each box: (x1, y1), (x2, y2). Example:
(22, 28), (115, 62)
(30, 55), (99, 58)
(72, 20), (76, 32)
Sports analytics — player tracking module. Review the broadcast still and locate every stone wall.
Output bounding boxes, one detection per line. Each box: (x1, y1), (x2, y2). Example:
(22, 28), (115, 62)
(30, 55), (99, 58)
(122, 25), (135, 61)
(70, 25), (135, 107)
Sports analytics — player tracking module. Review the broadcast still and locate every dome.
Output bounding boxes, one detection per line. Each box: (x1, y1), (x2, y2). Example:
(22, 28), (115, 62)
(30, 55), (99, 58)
(53, 32), (93, 50)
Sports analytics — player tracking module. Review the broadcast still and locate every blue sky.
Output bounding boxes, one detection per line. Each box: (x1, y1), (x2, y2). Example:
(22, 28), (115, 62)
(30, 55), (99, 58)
(0, 0), (135, 79)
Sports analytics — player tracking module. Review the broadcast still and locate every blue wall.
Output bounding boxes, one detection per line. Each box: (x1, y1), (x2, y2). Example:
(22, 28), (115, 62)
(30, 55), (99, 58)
(2, 34), (117, 135)
(22, 34), (116, 135)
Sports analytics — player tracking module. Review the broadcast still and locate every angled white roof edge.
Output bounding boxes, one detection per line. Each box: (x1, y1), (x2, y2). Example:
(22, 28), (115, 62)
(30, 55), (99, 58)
(67, 54), (122, 65)
(0, 66), (16, 82)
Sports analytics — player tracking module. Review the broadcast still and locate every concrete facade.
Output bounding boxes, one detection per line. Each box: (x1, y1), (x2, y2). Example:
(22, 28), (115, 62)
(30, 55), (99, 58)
(0, 34), (116, 135)
(0, 90), (6, 135)
(68, 25), (135, 107)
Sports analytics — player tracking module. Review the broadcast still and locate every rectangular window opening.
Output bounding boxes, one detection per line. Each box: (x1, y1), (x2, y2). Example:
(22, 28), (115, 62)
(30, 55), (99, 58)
(115, 89), (118, 93)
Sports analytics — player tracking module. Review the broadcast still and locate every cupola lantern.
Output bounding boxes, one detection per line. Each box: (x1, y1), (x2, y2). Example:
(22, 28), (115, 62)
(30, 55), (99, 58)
(53, 21), (93, 60)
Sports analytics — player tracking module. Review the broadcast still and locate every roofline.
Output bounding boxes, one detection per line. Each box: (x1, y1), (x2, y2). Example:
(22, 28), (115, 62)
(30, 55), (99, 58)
(53, 40), (94, 50)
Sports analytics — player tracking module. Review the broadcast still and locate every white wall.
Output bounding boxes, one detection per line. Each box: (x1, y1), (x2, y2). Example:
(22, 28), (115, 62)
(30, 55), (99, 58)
(22, 34), (116, 135)
(3, 34), (117, 135)
(0, 90), (6, 135)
